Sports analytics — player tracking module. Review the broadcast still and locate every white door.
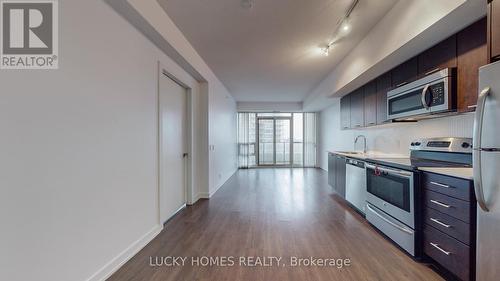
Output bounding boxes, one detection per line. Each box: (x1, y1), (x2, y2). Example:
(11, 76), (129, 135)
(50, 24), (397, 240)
(159, 74), (187, 224)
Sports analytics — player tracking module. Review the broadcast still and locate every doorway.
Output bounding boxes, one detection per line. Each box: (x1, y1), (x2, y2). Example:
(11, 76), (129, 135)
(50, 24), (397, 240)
(159, 70), (188, 224)
(257, 117), (292, 166)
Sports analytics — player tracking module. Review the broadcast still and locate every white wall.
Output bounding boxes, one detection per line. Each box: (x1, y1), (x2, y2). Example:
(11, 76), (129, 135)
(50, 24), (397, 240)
(208, 86), (238, 196)
(125, 0), (238, 198)
(0, 1), (236, 281)
(317, 100), (475, 170)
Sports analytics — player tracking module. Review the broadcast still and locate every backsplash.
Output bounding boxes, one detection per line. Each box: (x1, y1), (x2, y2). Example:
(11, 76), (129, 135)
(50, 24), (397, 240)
(318, 99), (475, 169)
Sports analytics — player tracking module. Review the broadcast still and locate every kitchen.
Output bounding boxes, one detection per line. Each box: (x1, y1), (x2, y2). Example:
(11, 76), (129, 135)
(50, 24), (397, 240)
(322, 6), (500, 281)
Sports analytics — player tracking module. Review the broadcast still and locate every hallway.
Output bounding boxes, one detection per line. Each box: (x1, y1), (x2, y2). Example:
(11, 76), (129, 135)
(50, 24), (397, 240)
(109, 169), (442, 281)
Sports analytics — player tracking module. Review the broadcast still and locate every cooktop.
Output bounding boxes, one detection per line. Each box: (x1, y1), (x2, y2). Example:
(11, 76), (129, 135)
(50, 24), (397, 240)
(370, 157), (472, 170)
(368, 137), (473, 170)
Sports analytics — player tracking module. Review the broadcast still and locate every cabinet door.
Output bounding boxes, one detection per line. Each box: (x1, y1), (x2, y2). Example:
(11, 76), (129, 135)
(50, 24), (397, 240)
(457, 18), (487, 112)
(418, 35), (457, 75)
(350, 88), (365, 128)
(340, 95), (351, 130)
(328, 153), (336, 187)
(376, 72), (392, 124)
(335, 156), (346, 198)
(490, 0), (500, 61)
(363, 81), (377, 127)
(392, 57), (418, 88)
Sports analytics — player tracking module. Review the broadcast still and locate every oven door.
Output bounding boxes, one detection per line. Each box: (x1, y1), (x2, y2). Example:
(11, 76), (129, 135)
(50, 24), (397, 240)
(365, 163), (415, 228)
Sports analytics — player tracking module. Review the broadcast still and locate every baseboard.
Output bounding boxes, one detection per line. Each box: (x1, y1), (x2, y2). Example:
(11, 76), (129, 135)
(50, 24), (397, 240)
(86, 224), (163, 281)
(196, 168), (238, 200)
(210, 168), (237, 197)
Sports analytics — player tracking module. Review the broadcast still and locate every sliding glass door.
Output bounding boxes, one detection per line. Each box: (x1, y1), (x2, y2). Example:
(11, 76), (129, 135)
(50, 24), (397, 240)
(257, 117), (291, 166)
(238, 112), (316, 168)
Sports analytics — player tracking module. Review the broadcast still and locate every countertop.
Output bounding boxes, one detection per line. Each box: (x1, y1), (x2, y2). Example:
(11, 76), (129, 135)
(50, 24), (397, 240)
(327, 151), (407, 160)
(418, 167), (473, 180)
(328, 150), (474, 181)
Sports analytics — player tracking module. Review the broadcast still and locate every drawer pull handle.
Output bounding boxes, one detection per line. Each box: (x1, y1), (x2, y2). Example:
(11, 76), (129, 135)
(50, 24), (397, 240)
(430, 242), (451, 256)
(430, 181), (451, 188)
(430, 199), (451, 208)
(430, 218), (451, 228)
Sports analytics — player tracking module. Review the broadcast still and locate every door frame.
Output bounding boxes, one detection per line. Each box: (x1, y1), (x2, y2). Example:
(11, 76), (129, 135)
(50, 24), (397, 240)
(157, 62), (193, 226)
(256, 116), (293, 166)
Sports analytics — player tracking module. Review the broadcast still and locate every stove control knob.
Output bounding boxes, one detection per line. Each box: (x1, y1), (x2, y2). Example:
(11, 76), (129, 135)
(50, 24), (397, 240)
(415, 142), (421, 146)
(410, 142), (415, 146)
(462, 142), (470, 149)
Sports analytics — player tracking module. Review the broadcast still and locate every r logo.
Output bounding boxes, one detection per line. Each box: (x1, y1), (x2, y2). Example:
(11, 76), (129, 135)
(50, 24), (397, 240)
(1, 0), (58, 69)
(2, 2), (53, 54)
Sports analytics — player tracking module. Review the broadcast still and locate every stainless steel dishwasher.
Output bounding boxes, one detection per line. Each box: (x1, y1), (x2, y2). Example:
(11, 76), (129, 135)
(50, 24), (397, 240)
(345, 158), (366, 214)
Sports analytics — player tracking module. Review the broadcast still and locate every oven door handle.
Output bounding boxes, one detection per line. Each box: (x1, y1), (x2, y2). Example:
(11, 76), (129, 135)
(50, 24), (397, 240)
(366, 204), (414, 235)
(365, 163), (413, 178)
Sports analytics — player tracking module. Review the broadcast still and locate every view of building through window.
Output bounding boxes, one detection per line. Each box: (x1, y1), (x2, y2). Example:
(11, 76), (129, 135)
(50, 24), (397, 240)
(237, 113), (316, 168)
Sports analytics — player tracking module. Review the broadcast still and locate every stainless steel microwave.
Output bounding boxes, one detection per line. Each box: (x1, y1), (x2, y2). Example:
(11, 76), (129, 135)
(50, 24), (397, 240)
(387, 68), (456, 120)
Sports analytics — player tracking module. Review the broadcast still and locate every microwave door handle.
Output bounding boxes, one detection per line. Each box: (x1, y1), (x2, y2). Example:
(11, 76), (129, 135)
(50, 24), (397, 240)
(421, 84), (431, 110)
(473, 87), (491, 212)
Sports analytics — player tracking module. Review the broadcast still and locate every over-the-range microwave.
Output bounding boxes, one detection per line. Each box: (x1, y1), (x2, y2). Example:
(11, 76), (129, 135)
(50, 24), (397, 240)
(387, 68), (457, 120)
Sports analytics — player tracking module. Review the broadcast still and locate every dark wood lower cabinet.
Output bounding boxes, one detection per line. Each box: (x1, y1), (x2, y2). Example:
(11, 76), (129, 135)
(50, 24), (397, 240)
(424, 225), (471, 281)
(335, 155), (346, 198)
(327, 153), (346, 198)
(328, 153), (336, 187)
(421, 172), (476, 281)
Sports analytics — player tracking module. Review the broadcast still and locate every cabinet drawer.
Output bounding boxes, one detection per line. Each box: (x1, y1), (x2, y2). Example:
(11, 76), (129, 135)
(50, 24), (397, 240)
(424, 190), (471, 223)
(424, 225), (470, 281)
(424, 207), (470, 245)
(422, 172), (472, 201)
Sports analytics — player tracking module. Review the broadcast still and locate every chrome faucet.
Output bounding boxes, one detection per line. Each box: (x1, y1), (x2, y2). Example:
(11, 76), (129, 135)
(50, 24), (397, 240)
(355, 135), (367, 154)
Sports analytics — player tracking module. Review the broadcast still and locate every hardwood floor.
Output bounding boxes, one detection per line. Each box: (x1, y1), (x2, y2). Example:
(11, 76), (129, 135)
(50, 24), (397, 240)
(108, 168), (443, 281)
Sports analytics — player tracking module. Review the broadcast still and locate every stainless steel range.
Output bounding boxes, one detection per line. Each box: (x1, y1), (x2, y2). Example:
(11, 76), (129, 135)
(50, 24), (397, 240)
(365, 137), (472, 257)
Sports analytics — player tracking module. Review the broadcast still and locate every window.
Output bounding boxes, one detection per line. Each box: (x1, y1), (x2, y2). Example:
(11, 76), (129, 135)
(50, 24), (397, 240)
(237, 112), (316, 168)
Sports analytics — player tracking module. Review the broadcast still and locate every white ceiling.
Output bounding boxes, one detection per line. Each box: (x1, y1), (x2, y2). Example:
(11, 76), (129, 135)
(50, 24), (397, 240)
(159, 0), (398, 102)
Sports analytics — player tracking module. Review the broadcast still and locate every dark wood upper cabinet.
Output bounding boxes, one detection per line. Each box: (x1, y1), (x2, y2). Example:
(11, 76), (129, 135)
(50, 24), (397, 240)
(350, 88), (365, 128)
(489, 0), (500, 61)
(363, 81), (377, 126)
(338, 19), (487, 129)
(418, 35), (457, 75)
(392, 57), (418, 88)
(340, 95), (351, 130)
(457, 18), (488, 113)
(376, 72), (392, 124)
